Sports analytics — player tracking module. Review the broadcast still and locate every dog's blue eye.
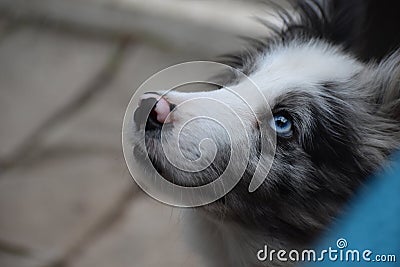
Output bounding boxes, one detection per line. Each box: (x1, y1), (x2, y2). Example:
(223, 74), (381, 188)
(270, 115), (293, 137)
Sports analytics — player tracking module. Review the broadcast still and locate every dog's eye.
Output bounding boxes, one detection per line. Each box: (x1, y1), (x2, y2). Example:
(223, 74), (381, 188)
(270, 114), (293, 138)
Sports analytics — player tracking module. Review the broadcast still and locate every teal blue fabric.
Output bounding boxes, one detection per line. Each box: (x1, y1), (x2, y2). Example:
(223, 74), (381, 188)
(306, 152), (400, 266)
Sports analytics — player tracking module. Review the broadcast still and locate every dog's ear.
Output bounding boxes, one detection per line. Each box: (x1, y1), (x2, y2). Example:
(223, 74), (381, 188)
(365, 50), (400, 120)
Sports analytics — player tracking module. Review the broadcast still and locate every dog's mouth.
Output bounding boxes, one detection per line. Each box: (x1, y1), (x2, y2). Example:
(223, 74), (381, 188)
(134, 132), (253, 219)
(136, 139), (232, 188)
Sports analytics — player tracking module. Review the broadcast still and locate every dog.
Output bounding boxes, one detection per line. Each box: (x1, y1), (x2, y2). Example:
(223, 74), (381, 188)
(128, 0), (400, 266)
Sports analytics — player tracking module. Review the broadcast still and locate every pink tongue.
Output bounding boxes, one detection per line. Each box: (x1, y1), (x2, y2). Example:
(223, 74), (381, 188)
(154, 97), (171, 123)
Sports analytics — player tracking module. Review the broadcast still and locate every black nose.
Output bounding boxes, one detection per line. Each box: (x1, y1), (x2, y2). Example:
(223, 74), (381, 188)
(134, 97), (162, 131)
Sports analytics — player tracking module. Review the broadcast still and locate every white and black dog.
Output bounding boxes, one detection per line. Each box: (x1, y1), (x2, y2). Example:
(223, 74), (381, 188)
(129, 0), (400, 266)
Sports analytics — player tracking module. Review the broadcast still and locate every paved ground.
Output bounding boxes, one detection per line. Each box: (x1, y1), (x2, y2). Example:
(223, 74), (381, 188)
(0, 22), (205, 267)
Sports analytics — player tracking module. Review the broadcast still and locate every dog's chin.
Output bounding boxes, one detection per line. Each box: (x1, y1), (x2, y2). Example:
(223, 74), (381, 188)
(135, 133), (236, 216)
(135, 150), (209, 188)
(194, 197), (242, 225)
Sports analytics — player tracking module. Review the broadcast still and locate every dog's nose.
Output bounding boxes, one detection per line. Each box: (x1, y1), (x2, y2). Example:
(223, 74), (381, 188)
(134, 93), (172, 130)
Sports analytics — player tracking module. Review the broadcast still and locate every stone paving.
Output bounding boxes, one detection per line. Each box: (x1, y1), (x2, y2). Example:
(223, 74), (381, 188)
(0, 0), (284, 265)
(0, 22), (205, 267)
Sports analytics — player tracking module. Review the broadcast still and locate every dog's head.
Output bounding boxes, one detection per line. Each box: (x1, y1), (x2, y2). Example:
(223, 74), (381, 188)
(128, 2), (400, 246)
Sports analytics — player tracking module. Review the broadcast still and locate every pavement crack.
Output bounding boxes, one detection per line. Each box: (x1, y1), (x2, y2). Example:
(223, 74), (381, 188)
(0, 38), (131, 174)
(0, 239), (31, 257)
(45, 186), (139, 267)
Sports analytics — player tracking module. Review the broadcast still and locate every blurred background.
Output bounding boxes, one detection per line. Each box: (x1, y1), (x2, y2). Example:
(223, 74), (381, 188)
(0, 0), (283, 266)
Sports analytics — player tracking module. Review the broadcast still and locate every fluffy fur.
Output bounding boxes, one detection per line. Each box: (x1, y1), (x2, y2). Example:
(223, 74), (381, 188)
(130, 0), (400, 266)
